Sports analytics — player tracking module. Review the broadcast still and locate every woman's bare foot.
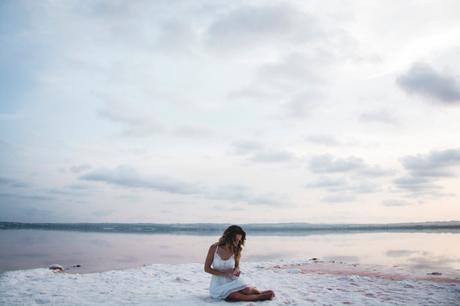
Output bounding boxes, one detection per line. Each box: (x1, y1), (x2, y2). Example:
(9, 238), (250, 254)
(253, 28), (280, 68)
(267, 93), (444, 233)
(259, 290), (275, 300)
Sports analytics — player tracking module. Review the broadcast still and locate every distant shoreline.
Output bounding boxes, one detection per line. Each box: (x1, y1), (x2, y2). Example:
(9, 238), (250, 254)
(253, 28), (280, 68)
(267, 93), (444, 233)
(1, 221), (459, 235)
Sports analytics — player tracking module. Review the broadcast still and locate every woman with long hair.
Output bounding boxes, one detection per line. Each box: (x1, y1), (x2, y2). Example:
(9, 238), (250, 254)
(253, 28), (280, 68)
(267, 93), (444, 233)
(204, 225), (275, 301)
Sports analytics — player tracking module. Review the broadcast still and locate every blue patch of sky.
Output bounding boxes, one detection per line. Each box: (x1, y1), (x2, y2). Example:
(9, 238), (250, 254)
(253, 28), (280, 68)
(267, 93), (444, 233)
(0, 1), (49, 113)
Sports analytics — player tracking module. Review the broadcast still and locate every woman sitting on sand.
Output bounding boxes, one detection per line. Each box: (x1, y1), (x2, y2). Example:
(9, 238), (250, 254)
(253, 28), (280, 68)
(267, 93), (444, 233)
(204, 225), (275, 302)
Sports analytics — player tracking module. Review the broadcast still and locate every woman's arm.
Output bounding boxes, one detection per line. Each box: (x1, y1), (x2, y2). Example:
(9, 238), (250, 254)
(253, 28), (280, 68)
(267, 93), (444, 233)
(204, 244), (233, 277)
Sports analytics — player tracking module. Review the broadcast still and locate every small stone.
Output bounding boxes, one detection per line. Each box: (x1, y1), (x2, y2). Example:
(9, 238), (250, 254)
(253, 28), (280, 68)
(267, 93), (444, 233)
(49, 264), (64, 272)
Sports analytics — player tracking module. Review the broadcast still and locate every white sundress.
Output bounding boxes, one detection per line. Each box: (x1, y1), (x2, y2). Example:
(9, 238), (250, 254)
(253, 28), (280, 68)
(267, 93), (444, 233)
(209, 246), (250, 299)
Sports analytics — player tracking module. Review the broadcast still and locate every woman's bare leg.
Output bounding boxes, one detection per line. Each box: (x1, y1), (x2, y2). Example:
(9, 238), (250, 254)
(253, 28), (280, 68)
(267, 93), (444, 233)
(239, 287), (275, 297)
(239, 287), (261, 295)
(226, 290), (274, 301)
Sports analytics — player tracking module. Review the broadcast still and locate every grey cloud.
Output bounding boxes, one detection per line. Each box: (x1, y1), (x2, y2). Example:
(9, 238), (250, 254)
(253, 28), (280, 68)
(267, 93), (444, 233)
(285, 91), (318, 118)
(306, 155), (390, 203)
(400, 148), (460, 178)
(77, 1), (181, 50)
(81, 165), (284, 206)
(69, 184), (97, 191)
(207, 4), (319, 52)
(394, 148), (460, 195)
(249, 55), (326, 119)
(308, 154), (392, 177)
(309, 155), (364, 173)
(258, 54), (322, 88)
(0, 204), (58, 222)
(97, 108), (164, 137)
(397, 63), (460, 104)
(225, 49), (341, 118)
(250, 151), (295, 163)
(320, 194), (355, 204)
(227, 50), (329, 108)
(99, 108), (213, 139)
(46, 186), (94, 198)
(70, 164), (92, 174)
(81, 166), (199, 195)
(393, 176), (442, 193)
(119, 194), (142, 201)
(231, 140), (264, 155)
(306, 177), (380, 194)
(219, 3), (358, 117)
(231, 140), (295, 163)
(0, 177), (30, 188)
(0, 192), (53, 202)
(154, 20), (198, 54)
(82, 1), (142, 18)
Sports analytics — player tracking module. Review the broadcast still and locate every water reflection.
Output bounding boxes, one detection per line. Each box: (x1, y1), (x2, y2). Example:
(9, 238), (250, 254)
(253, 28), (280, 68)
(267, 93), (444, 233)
(0, 230), (459, 273)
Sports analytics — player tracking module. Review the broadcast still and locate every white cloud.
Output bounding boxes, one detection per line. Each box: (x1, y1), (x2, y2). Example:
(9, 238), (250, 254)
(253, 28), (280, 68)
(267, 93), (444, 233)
(2, 0), (460, 223)
(359, 110), (399, 125)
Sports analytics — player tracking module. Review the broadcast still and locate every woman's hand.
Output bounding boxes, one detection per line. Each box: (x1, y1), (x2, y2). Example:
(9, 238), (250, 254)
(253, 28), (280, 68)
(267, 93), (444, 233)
(232, 267), (240, 277)
(221, 269), (234, 278)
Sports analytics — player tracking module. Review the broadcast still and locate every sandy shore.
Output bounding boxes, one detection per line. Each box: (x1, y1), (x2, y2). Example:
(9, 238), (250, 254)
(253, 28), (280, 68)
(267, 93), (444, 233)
(1, 259), (459, 305)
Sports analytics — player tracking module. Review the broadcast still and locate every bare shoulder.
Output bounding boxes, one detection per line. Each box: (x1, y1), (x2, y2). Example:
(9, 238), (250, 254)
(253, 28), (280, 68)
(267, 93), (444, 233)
(208, 243), (219, 252)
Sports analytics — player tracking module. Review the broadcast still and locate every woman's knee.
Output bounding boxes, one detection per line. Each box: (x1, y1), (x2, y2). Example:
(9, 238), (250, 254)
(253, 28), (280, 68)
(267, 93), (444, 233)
(226, 292), (248, 301)
(239, 287), (259, 295)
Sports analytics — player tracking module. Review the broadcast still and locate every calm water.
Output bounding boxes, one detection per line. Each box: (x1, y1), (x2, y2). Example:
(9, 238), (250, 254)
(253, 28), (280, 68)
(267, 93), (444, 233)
(1, 229), (460, 274)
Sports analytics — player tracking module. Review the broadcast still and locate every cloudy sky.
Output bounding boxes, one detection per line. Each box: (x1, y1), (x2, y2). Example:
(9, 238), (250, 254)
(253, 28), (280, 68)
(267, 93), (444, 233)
(1, 0), (460, 224)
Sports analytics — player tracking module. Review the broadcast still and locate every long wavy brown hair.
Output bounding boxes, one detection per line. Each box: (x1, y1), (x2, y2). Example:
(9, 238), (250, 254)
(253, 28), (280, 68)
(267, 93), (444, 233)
(218, 225), (246, 267)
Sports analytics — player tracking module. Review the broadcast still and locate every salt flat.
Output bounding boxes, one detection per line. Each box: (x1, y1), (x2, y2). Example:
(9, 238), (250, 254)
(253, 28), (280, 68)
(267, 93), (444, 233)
(1, 259), (459, 305)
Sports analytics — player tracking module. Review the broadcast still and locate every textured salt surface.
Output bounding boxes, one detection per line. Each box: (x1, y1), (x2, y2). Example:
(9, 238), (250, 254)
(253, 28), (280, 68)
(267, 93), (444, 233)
(1, 260), (459, 305)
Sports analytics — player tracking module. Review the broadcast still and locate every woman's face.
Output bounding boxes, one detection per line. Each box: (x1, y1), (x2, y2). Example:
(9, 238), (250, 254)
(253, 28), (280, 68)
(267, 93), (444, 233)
(233, 234), (243, 246)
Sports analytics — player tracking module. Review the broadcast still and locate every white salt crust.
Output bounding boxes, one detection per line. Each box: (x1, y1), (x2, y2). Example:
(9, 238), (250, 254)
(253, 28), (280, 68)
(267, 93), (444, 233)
(1, 260), (459, 305)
